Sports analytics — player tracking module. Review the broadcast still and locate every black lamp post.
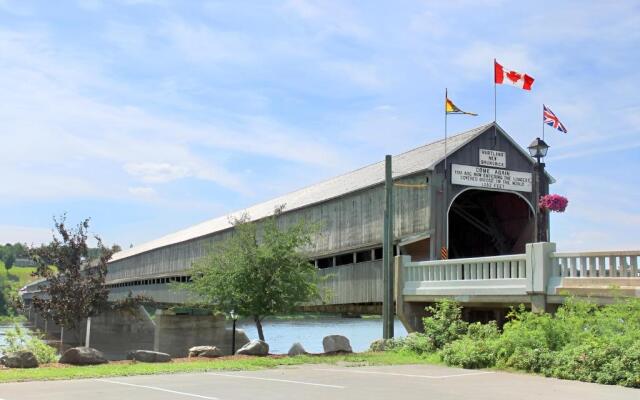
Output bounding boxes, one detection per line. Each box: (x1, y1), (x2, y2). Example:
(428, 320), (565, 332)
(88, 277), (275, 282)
(527, 137), (550, 242)
(230, 309), (238, 354)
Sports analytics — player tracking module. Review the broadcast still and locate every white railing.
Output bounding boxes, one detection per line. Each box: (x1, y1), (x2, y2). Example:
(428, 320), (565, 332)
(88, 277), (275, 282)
(404, 254), (527, 282)
(551, 251), (640, 278)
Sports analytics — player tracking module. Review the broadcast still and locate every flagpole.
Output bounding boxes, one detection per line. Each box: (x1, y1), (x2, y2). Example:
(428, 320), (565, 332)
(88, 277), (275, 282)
(542, 104), (544, 141)
(493, 59), (497, 123)
(443, 88), (449, 260)
(493, 59), (498, 144)
(444, 88), (448, 178)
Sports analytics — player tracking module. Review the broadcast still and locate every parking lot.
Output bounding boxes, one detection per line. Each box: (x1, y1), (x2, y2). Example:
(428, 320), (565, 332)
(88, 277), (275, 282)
(1, 364), (637, 400)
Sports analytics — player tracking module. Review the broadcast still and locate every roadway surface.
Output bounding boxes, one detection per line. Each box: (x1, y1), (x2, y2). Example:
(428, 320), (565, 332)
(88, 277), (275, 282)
(1, 364), (637, 400)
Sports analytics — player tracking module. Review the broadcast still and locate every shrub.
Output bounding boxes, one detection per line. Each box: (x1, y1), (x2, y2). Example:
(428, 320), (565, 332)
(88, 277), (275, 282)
(398, 333), (437, 355)
(1, 324), (58, 364)
(422, 300), (468, 350)
(441, 336), (497, 369)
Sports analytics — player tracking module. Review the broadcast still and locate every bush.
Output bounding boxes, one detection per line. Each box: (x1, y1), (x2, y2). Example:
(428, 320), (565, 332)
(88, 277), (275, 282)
(441, 336), (497, 369)
(1, 324), (58, 364)
(389, 298), (640, 388)
(422, 300), (468, 350)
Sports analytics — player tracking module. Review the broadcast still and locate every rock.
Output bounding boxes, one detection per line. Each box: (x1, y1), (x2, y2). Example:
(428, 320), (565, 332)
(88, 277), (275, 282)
(224, 328), (250, 354)
(287, 342), (308, 356)
(322, 335), (353, 353)
(236, 340), (269, 356)
(128, 350), (172, 363)
(0, 351), (39, 368)
(188, 346), (223, 358)
(369, 339), (387, 351)
(59, 347), (108, 365)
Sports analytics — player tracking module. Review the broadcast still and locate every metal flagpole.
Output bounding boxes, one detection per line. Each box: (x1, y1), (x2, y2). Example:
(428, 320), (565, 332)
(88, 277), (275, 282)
(494, 59), (497, 123)
(443, 88), (449, 259)
(542, 104), (545, 142)
(444, 88), (448, 176)
(493, 59), (498, 144)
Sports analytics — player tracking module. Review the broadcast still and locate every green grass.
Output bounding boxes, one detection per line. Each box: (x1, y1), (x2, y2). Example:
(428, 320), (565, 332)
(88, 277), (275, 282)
(0, 315), (26, 324)
(0, 352), (437, 383)
(0, 263), (39, 287)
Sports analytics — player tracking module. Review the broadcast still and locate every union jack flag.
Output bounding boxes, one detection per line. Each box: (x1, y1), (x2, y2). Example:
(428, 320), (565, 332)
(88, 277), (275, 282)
(543, 105), (567, 133)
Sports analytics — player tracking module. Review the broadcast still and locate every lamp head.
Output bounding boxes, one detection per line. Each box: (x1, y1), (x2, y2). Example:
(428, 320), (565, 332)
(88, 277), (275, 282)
(528, 137), (549, 159)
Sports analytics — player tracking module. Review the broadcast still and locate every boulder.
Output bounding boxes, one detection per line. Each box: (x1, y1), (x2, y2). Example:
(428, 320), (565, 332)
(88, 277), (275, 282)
(128, 350), (172, 363)
(188, 346), (223, 358)
(59, 347), (108, 365)
(0, 351), (39, 368)
(287, 342), (308, 356)
(236, 340), (269, 356)
(225, 328), (250, 353)
(322, 335), (353, 354)
(369, 339), (388, 352)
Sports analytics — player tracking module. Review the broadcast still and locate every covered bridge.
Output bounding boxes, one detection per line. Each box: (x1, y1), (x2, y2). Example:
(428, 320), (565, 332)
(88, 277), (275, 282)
(105, 122), (551, 311)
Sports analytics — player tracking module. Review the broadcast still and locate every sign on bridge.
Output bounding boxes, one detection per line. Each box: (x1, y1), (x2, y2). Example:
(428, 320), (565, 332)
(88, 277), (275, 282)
(451, 164), (532, 192)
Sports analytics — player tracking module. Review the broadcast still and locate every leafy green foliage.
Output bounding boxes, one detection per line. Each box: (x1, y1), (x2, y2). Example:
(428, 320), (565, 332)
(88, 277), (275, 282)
(0, 243), (27, 270)
(185, 207), (322, 341)
(0, 324), (58, 363)
(386, 298), (640, 387)
(421, 299), (469, 351)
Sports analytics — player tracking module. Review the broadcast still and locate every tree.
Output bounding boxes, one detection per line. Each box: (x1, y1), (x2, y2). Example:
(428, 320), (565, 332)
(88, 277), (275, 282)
(29, 216), (113, 338)
(185, 208), (322, 341)
(4, 253), (15, 270)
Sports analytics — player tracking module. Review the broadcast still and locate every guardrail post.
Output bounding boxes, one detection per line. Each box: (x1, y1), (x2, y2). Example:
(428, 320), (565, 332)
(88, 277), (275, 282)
(526, 242), (556, 312)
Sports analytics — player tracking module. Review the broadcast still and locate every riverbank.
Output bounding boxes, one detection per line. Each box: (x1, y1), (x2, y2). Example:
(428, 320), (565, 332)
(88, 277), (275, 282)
(0, 351), (439, 383)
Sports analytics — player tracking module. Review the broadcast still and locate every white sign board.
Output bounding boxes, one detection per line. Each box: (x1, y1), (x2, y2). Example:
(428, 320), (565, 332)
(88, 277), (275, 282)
(451, 164), (532, 192)
(479, 149), (506, 168)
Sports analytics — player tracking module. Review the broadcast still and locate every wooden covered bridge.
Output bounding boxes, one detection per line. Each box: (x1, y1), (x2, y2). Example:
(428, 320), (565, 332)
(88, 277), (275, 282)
(21, 122), (640, 333)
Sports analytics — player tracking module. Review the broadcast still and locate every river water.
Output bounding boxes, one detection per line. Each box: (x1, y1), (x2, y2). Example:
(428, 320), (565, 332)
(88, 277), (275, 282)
(237, 317), (408, 354)
(1, 317), (407, 356)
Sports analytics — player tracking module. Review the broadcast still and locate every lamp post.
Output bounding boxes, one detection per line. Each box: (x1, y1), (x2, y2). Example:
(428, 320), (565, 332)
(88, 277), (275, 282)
(527, 137), (550, 242)
(230, 310), (238, 355)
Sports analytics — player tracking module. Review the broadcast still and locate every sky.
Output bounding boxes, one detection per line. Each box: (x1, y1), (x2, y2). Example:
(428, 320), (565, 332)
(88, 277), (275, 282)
(0, 0), (638, 251)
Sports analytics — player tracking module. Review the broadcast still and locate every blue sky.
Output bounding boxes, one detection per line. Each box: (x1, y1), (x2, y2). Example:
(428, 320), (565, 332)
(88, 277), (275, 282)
(1, 0), (638, 251)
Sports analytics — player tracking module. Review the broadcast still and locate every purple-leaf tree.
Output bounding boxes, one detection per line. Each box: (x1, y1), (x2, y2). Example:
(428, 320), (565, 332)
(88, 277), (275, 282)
(29, 216), (113, 343)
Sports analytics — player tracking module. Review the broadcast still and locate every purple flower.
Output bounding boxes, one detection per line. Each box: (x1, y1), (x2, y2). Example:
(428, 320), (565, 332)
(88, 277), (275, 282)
(539, 194), (568, 212)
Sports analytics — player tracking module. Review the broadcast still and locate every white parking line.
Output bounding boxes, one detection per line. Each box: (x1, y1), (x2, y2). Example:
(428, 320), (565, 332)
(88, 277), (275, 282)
(206, 372), (345, 389)
(314, 368), (493, 379)
(96, 379), (221, 399)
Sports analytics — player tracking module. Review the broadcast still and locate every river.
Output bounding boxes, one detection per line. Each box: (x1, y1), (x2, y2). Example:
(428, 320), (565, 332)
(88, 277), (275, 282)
(236, 317), (408, 353)
(1, 317), (407, 356)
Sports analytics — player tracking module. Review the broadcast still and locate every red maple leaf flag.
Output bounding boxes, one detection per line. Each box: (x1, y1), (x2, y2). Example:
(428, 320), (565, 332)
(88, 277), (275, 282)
(494, 60), (534, 90)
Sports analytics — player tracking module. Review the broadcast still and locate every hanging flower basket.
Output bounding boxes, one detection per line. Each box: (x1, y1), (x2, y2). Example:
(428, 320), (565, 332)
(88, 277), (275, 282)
(539, 194), (568, 213)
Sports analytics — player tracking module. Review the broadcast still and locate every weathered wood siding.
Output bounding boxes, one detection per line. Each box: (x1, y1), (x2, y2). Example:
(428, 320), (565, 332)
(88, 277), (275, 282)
(107, 172), (430, 283)
(317, 260), (383, 304)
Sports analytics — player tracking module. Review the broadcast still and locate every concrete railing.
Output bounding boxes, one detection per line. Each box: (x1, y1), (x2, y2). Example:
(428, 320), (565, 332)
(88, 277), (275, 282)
(404, 254), (527, 282)
(551, 251), (640, 278)
(401, 243), (640, 302)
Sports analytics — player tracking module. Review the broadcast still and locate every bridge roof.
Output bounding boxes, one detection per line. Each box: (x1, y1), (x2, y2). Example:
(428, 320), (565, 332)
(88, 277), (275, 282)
(111, 123), (494, 262)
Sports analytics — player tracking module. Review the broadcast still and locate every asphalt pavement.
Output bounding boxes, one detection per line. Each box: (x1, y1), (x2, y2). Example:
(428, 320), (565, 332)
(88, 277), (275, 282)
(0, 363), (637, 400)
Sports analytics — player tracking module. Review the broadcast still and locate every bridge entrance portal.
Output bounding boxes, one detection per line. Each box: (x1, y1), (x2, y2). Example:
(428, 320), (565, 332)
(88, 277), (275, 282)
(448, 189), (534, 259)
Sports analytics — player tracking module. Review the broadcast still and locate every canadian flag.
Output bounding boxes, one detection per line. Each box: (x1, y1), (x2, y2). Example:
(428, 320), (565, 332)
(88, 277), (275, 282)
(494, 60), (534, 90)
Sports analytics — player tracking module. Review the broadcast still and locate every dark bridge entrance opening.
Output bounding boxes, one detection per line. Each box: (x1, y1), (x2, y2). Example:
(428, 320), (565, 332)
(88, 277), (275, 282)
(448, 189), (534, 259)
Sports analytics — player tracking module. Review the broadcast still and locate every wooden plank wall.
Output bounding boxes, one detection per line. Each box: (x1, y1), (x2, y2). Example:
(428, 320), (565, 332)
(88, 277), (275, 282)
(107, 172), (430, 284)
(316, 260), (383, 304)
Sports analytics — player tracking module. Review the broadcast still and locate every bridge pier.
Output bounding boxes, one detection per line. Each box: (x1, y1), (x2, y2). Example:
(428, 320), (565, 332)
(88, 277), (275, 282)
(153, 309), (249, 357)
